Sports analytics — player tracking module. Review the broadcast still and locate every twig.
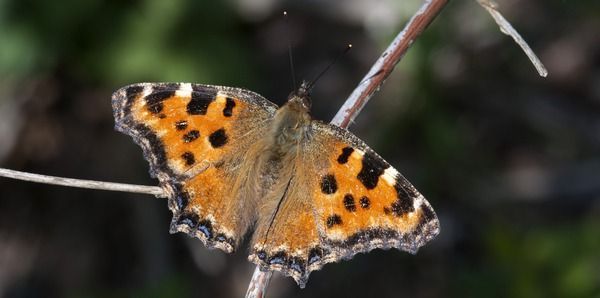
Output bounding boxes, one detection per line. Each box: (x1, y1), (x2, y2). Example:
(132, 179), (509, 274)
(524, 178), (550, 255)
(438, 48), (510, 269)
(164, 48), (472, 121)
(0, 168), (166, 198)
(476, 0), (548, 77)
(331, 0), (449, 128)
(246, 0), (449, 297)
(245, 267), (273, 298)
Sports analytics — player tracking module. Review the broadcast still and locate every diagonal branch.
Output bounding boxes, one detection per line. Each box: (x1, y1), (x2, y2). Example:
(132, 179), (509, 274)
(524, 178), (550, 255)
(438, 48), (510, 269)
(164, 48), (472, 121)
(331, 0), (448, 129)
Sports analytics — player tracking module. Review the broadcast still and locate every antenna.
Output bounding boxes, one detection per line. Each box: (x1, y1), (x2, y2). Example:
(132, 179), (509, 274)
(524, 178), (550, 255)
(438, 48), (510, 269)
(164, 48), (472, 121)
(307, 44), (352, 91)
(283, 11), (297, 91)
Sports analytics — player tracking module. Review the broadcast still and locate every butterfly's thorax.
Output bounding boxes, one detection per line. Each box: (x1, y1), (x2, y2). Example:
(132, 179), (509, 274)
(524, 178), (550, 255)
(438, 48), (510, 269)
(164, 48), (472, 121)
(247, 97), (312, 197)
(268, 97), (312, 156)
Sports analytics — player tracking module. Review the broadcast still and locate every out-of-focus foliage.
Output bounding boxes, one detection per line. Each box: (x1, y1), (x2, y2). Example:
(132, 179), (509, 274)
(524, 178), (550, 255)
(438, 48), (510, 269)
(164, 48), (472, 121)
(0, 0), (598, 297)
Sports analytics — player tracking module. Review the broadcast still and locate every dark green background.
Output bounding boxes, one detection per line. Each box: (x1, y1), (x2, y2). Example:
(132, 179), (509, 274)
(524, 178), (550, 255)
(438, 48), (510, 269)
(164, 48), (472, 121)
(1, 0), (598, 297)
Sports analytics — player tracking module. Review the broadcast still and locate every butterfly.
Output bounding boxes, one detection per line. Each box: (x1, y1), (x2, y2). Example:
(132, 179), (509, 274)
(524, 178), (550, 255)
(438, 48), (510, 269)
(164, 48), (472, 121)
(111, 81), (439, 288)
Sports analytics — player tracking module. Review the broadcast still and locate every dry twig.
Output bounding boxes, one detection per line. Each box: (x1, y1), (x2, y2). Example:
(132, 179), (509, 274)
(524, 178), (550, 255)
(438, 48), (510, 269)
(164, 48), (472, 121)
(0, 168), (165, 197)
(245, 266), (274, 298)
(476, 0), (548, 77)
(331, 0), (448, 128)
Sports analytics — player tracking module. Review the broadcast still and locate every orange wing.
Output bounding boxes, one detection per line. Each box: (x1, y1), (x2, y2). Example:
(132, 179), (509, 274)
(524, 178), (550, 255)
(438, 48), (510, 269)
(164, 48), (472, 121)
(310, 122), (439, 254)
(248, 121), (439, 287)
(112, 82), (277, 252)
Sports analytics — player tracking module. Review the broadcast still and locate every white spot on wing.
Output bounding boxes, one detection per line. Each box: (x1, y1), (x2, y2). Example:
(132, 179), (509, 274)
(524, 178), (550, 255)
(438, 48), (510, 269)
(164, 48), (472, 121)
(176, 83), (192, 97)
(382, 167), (399, 186)
(215, 93), (227, 104)
(141, 85), (153, 98)
(352, 148), (365, 158)
(413, 194), (424, 211)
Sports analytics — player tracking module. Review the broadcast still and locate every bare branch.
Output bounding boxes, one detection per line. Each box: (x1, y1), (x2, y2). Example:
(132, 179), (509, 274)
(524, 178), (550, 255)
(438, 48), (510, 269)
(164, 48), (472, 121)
(245, 267), (273, 298)
(0, 168), (166, 198)
(476, 0), (548, 77)
(331, 0), (449, 129)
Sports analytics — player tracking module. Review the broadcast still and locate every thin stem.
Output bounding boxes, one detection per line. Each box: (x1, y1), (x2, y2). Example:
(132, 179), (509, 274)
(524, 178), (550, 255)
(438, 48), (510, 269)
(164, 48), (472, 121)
(476, 0), (548, 77)
(0, 168), (166, 198)
(246, 1), (449, 297)
(245, 267), (273, 298)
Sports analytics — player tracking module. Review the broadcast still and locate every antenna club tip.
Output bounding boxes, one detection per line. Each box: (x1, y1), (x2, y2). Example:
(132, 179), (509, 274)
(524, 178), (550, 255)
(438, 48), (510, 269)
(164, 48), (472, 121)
(348, 44), (352, 48)
(283, 11), (288, 16)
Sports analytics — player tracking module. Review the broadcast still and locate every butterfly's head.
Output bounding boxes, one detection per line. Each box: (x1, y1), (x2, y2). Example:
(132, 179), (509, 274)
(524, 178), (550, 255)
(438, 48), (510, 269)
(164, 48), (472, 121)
(287, 80), (312, 111)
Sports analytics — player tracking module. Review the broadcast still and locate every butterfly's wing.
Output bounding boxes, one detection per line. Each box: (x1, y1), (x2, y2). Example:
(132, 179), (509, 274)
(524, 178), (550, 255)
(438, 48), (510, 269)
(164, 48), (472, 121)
(309, 122), (439, 253)
(249, 121), (439, 287)
(248, 157), (326, 288)
(112, 82), (277, 252)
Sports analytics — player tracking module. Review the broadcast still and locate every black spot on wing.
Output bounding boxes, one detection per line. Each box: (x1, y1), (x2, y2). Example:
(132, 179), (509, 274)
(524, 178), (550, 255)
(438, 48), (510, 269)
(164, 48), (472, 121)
(390, 199), (414, 217)
(337, 147), (354, 164)
(181, 151), (195, 166)
(145, 91), (172, 114)
(360, 196), (370, 209)
(182, 130), (200, 143)
(320, 174), (338, 194)
(146, 84), (179, 114)
(343, 194), (356, 212)
(125, 85), (144, 99)
(392, 176), (416, 216)
(208, 128), (228, 148)
(175, 120), (188, 131)
(421, 203), (436, 223)
(123, 85), (144, 115)
(326, 214), (343, 228)
(223, 97), (236, 117)
(357, 152), (389, 189)
(394, 175), (420, 198)
(187, 87), (217, 115)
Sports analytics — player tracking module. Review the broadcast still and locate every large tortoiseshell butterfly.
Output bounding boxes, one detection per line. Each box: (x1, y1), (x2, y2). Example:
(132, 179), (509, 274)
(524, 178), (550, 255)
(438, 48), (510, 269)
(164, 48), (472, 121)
(112, 81), (439, 287)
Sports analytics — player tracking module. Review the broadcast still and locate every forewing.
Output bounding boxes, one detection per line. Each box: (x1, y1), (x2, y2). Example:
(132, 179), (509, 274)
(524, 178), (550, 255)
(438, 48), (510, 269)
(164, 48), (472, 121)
(112, 82), (277, 252)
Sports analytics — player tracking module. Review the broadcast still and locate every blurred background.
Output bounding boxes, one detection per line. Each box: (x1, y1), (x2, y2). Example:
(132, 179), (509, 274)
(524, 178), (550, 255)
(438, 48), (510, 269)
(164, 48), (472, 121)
(1, 0), (599, 297)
